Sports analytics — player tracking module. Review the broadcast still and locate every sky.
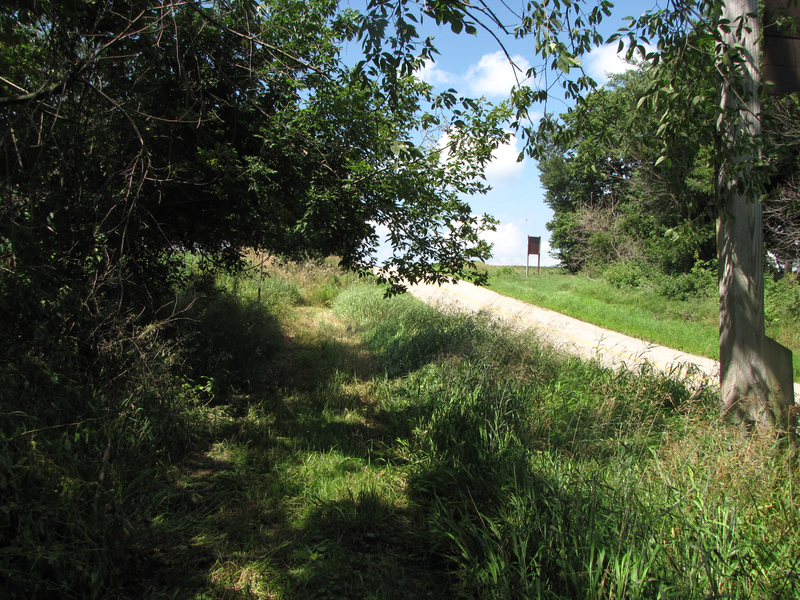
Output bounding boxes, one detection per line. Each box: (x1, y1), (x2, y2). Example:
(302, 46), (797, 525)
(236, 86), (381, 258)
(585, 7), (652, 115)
(341, 0), (656, 266)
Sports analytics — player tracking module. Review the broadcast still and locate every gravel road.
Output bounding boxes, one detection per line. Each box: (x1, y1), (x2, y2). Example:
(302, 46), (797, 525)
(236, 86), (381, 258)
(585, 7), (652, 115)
(407, 278), (800, 403)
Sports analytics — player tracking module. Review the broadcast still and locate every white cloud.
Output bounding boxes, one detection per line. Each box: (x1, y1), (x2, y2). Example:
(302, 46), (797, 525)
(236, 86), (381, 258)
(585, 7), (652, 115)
(480, 221), (524, 265)
(465, 51), (532, 98)
(480, 222), (558, 267)
(416, 59), (456, 86)
(417, 52), (536, 100)
(372, 218), (560, 269)
(371, 222), (392, 262)
(436, 129), (525, 188)
(584, 43), (654, 85)
(484, 132), (525, 187)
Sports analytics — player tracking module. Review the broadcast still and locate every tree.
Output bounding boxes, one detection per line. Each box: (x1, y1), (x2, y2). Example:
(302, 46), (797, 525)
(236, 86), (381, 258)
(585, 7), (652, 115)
(537, 70), (717, 273)
(362, 0), (795, 432)
(604, 0), (795, 431)
(0, 0), (509, 343)
(0, 2), (513, 593)
(763, 96), (800, 276)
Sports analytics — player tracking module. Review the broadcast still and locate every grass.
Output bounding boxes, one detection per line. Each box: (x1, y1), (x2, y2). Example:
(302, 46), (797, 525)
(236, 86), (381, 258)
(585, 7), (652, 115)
(121, 279), (448, 599)
(129, 266), (799, 598)
(481, 264), (800, 381)
(5, 256), (800, 598)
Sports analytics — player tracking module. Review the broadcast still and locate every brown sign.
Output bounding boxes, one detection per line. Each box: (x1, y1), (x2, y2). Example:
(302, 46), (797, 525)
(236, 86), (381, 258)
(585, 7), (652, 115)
(526, 236), (541, 276)
(763, 0), (800, 95)
(527, 236), (541, 256)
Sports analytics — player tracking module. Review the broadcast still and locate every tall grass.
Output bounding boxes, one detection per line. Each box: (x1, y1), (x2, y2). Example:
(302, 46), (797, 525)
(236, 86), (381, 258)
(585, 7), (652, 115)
(334, 282), (800, 598)
(6, 258), (797, 598)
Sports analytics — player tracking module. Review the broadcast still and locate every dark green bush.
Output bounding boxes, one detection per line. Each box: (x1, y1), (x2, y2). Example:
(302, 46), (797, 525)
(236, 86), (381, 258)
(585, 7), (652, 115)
(0, 318), (200, 599)
(655, 265), (716, 300)
(177, 290), (283, 396)
(602, 261), (652, 289)
(0, 262), (287, 598)
(764, 274), (800, 327)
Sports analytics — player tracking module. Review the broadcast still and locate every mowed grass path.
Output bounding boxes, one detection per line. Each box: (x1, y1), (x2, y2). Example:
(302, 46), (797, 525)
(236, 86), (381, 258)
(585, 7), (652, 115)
(482, 265), (800, 381)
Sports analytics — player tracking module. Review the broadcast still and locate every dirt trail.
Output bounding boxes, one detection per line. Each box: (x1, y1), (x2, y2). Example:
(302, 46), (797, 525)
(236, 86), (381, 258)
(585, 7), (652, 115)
(407, 278), (800, 404)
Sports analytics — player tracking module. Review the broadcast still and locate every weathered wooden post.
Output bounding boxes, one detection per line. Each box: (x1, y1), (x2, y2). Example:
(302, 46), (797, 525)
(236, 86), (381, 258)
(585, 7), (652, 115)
(718, 0), (794, 431)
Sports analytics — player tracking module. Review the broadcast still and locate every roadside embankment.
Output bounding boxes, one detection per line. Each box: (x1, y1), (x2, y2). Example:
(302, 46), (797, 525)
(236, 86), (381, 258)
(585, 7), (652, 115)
(407, 278), (800, 404)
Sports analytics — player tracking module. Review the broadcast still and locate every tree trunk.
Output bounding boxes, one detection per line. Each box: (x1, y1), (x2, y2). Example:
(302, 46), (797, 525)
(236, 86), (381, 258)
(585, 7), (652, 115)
(718, 0), (794, 431)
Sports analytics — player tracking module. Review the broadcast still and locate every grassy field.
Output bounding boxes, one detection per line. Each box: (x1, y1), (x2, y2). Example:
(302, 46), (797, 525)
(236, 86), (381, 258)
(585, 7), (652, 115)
(481, 264), (800, 381)
(6, 257), (800, 598)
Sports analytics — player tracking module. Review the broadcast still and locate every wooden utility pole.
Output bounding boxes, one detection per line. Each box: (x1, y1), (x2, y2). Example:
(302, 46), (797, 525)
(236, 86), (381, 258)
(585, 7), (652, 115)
(718, 0), (794, 430)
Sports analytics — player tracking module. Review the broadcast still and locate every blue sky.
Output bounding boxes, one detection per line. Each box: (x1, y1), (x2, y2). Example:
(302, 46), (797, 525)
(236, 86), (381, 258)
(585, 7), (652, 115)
(342, 0), (655, 266)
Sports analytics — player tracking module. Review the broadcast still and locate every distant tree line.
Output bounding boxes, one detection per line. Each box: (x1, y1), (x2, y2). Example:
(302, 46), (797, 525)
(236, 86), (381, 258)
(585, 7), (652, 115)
(538, 69), (800, 279)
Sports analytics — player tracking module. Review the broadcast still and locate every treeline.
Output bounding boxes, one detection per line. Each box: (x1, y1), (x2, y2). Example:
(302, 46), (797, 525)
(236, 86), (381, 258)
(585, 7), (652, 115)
(538, 69), (800, 285)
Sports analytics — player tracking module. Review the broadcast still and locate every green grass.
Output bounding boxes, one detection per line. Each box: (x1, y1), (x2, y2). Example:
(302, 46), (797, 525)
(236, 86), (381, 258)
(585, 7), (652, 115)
(481, 264), (800, 381)
(5, 257), (800, 598)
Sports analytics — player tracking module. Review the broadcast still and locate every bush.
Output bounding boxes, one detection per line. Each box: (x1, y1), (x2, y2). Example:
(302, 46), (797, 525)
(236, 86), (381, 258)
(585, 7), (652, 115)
(0, 258), (292, 598)
(0, 316), (200, 599)
(655, 261), (716, 301)
(656, 272), (702, 300)
(602, 261), (652, 289)
(765, 275), (800, 327)
(177, 290), (283, 396)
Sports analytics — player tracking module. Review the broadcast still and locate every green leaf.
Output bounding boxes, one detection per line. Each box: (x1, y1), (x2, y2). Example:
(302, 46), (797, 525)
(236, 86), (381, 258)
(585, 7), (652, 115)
(557, 54), (572, 75)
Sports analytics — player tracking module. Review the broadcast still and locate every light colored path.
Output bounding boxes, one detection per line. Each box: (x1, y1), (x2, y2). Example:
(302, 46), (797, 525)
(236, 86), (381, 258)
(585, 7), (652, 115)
(407, 278), (800, 403)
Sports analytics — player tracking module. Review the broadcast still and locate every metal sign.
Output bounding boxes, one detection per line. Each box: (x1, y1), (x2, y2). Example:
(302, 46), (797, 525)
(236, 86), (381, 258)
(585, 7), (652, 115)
(763, 0), (800, 95)
(526, 235), (541, 276)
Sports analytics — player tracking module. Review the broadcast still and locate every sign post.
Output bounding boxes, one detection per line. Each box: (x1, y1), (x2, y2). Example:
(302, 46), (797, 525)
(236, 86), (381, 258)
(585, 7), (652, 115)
(762, 0), (800, 95)
(717, 0), (794, 431)
(526, 236), (541, 276)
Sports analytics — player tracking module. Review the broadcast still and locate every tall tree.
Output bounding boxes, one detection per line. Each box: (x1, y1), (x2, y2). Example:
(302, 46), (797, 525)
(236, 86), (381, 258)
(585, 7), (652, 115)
(1, 3), (514, 593)
(537, 70), (717, 273)
(0, 0), (507, 347)
(762, 96), (800, 276)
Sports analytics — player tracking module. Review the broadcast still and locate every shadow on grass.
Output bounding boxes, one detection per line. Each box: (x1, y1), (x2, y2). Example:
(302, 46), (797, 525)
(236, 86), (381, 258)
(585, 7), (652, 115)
(118, 310), (456, 598)
(118, 290), (724, 599)
(120, 418), (453, 599)
(286, 492), (455, 600)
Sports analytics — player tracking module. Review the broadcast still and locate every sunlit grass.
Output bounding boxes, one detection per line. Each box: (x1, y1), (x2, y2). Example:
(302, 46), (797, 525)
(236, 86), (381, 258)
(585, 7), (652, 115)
(481, 264), (800, 381)
(114, 257), (799, 599)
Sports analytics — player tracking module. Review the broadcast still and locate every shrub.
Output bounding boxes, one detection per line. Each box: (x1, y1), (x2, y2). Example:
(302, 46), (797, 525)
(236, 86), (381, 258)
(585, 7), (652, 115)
(177, 290), (283, 396)
(602, 261), (652, 289)
(0, 315), (200, 599)
(0, 257), (292, 598)
(765, 274), (800, 327)
(648, 254), (717, 301)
